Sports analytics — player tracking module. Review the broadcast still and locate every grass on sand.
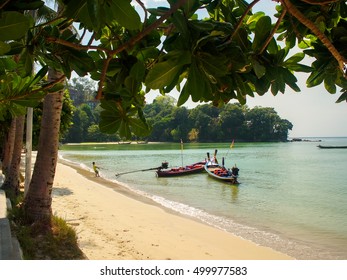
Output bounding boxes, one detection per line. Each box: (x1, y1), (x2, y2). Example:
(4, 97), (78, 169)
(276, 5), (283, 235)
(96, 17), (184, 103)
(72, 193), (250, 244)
(8, 197), (86, 260)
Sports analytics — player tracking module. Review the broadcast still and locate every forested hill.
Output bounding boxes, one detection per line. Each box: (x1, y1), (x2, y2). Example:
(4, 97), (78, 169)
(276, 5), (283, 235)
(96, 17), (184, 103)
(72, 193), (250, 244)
(63, 94), (292, 143)
(143, 96), (292, 142)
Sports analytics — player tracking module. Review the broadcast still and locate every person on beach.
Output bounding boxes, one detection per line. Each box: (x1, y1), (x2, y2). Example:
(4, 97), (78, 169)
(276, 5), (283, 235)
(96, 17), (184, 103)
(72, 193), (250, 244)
(92, 162), (100, 177)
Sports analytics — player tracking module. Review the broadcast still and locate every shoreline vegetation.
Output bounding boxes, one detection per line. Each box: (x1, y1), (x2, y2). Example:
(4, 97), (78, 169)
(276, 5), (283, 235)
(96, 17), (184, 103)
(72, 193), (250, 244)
(48, 157), (293, 260)
(61, 138), (321, 147)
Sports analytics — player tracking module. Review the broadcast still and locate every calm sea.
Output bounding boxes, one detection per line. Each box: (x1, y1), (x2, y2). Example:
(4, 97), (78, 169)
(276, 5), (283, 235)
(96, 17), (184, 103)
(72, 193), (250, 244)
(59, 138), (347, 260)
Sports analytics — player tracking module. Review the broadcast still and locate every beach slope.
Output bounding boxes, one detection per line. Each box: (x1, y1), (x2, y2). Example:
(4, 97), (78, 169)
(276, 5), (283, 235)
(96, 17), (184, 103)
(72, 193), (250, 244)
(52, 161), (293, 260)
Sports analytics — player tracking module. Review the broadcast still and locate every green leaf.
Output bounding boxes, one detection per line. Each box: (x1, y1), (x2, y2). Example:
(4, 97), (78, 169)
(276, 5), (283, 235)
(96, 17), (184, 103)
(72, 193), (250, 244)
(307, 70), (325, 87)
(183, 0), (200, 16)
(99, 100), (148, 138)
(124, 76), (138, 95)
(336, 91), (347, 103)
(0, 41), (11, 55)
(273, 48), (287, 64)
(266, 38), (278, 55)
(188, 61), (220, 101)
(0, 12), (30, 41)
(324, 75), (337, 94)
(252, 16), (272, 53)
(7, 104), (26, 118)
(145, 62), (183, 89)
(2, 41), (24, 56)
(172, 11), (189, 40)
(0, 57), (17, 74)
(29, 66), (49, 87)
(233, 74), (248, 104)
(12, 91), (46, 108)
(130, 60), (146, 81)
(177, 83), (190, 106)
(163, 50), (192, 65)
(271, 82), (279, 96)
(199, 53), (228, 78)
(18, 49), (33, 77)
(48, 83), (65, 93)
(106, 59), (122, 77)
(63, 0), (86, 19)
(251, 58), (266, 79)
(110, 0), (141, 30)
(281, 68), (300, 92)
(12, 0), (44, 10)
(128, 117), (150, 136)
(246, 12), (266, 27)
(147, 7), (170, 16)
(68, 50), (95, 76)
(87, 0), (100, 29)
(119, 120), (132, 139)
(189, 20), (214, 31)
(185, 59), (202, 102)
(284, 52), (312, 74)
(288, 63), (312, 73)
(99, 101), (122, 134)
(284, 53), (305, 64)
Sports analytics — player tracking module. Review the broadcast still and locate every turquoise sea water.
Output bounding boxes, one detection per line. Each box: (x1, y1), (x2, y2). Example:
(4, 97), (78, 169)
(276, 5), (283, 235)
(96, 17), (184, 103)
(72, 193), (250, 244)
(59, 138), (347, 259)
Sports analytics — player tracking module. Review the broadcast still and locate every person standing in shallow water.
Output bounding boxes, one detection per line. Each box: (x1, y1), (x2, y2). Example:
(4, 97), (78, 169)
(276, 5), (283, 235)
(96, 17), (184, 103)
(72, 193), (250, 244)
(92, 162), (100, 177)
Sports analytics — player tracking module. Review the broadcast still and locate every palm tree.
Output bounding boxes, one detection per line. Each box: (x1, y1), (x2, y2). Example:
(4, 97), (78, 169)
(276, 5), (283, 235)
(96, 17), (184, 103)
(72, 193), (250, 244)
(23, 3), (67, 224)
(24, 69), (65, 223)
(1, 118), (16, 176)
(1, 115), (25, 197)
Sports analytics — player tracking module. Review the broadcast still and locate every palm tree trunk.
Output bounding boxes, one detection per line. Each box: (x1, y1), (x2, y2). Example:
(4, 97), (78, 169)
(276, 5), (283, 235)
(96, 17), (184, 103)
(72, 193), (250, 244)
(1, 118), (16, 176)
(1, 115), (25, 197)
(24, 69), (65, 224)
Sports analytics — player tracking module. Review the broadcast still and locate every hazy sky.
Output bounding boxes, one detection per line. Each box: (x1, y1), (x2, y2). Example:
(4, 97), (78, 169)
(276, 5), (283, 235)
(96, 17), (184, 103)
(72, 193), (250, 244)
(143, 0), (347, 138)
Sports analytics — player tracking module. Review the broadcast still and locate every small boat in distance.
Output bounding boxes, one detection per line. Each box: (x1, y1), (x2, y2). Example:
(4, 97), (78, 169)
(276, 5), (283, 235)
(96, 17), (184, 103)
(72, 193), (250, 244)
(156, 161), (206, 177)
(317, 145), (347, 149)
(204, 150), (239, 184)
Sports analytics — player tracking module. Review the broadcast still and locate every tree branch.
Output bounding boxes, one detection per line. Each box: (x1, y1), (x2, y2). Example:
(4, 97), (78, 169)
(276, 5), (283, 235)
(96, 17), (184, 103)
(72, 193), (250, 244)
(110, 0), (188, 56)
(229, 0), (261, 42)
(96, 56), (112, 100)
(300, 0), (341, 5)
(43, 0), (188, 100)
(87, 33), (95, 47)
(45, 36), (109, 53)
(281, 0), (347, 72)
(0, 75), (66, 104)
(135, 0), (148, 26)
(258, 7), (287, 54)
(0, 0), (11, 10)
(95, 0), (189, 99)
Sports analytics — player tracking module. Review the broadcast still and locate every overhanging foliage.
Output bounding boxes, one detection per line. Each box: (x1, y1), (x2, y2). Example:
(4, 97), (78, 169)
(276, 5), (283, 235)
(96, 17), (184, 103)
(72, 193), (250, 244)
(0, 0), (347, 138)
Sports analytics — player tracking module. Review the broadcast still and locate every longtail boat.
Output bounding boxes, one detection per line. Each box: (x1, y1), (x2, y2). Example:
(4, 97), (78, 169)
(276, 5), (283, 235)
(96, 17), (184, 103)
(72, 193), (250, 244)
(317, 145), (347, 149)
(204, 150), (240, 184)
(156, 161), (206, 177)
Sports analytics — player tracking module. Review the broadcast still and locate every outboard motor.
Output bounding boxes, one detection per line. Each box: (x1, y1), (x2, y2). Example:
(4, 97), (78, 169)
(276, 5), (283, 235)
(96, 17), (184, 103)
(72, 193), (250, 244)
(231, 165), (239, 177)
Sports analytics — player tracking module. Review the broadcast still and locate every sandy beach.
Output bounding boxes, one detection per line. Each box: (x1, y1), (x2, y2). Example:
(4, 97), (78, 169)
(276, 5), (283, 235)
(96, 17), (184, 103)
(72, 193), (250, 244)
(52, 159), (293, 260)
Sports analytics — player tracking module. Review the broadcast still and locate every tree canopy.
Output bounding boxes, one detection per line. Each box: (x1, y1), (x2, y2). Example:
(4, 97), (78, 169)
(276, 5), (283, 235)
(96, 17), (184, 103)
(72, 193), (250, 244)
(64, 93), (292, 142)
(1, 0), (347, 139)
(144, 96), (293, 142)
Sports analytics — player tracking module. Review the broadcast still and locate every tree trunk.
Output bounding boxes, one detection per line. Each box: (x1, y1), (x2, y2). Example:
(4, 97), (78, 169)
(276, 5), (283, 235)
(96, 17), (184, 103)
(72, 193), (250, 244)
(24, 69), (65, 224)
(1, 118), (16, 176)
(1, 115), (25, 197)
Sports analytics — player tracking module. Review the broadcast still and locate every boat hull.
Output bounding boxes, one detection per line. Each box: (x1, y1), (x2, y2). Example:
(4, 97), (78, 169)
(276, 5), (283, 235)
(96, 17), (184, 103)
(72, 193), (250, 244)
(156, 162), (206, 177)
(204, 164), (239, 184)
(317, 145), (347, 149)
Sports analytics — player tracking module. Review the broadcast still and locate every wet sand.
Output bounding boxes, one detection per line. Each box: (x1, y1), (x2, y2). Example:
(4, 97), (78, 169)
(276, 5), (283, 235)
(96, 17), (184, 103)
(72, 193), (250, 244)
(52, 159), (293, 260)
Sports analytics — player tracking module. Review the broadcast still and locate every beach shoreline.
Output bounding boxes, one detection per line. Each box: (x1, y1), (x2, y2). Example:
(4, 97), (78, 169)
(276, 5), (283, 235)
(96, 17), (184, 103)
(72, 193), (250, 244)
(52, 158), (293, 260)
